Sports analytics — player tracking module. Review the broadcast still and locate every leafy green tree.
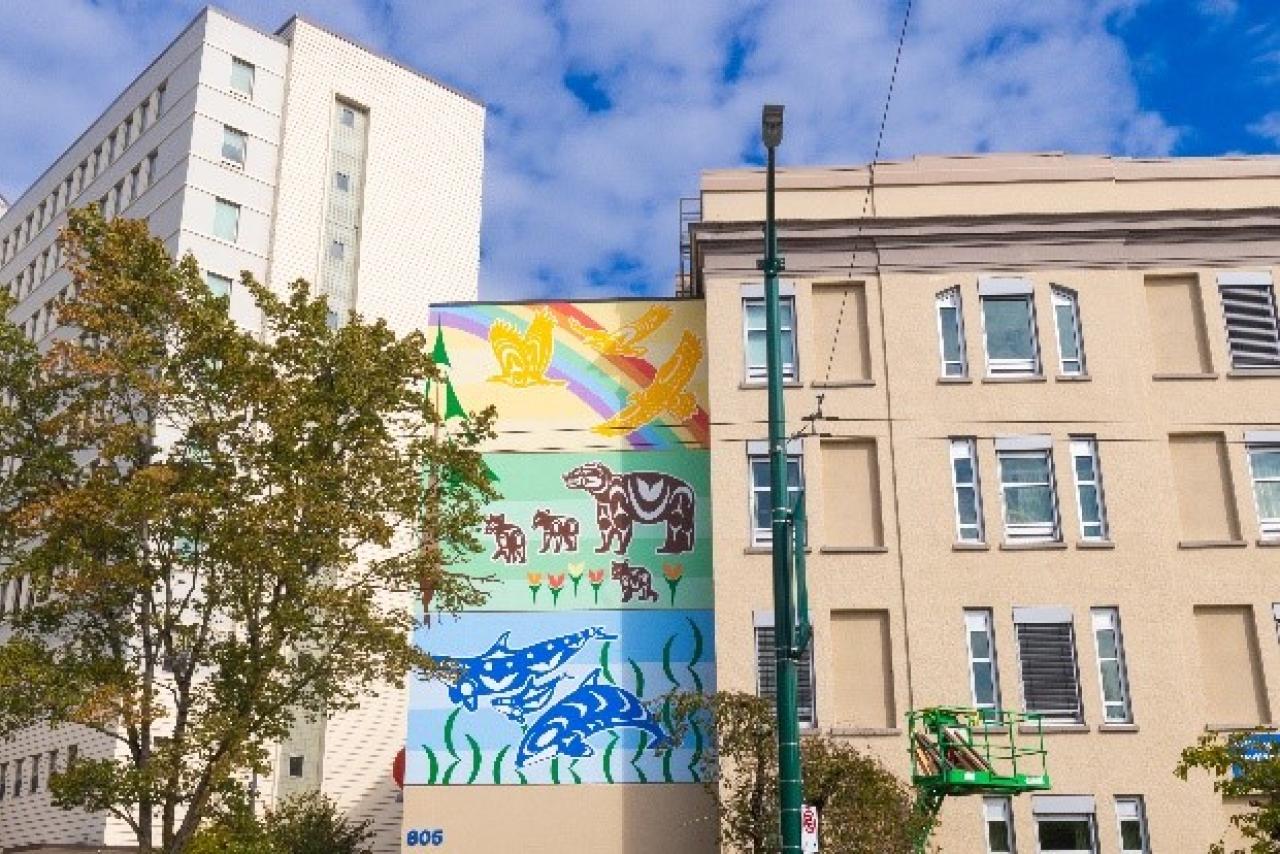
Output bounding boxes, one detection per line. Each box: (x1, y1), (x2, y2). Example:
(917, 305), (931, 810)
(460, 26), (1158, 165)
(0, 207), (496, 854)
(670, 691), (930, 853)
(189, 790), (373, 854)
(1177, 730), (1280, 853)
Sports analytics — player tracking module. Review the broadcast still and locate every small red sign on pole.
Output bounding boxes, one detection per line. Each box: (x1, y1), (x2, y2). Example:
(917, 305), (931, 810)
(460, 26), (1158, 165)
(392, 747), (406, 790)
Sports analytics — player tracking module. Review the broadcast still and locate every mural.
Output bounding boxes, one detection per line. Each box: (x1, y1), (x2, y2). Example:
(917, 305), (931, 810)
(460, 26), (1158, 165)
(406, 610), (714, 785)
(410, 300), (715, 787)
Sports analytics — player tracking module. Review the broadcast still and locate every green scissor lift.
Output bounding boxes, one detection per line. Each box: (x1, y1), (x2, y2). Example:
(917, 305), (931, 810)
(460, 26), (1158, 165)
(907, 707), (1052, 853)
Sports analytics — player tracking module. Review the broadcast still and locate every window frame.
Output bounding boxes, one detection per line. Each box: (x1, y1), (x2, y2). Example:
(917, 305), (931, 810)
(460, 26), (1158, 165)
(936, 286), (968, 378)
(288, 755), (305, 778)
(1248, 441), (1280, 540)
(1218, 273), (1280, 371)
(1014, 609), (1083, 725)
(742, 293), (798, 382)
(212, 198), (241, 243)
(754, 618), (817, 728)
(229, 57), (256, 98)
(950, 438), (985, 543)
(1090, 607), (1132, 724)
(747, 441), (804, 546)
(981, 292), (1041, 377)
(1051, 286), (1086, 376)
(1114, 796), (1149, 854)
(1035, 813), (1097, 854)
(1069, 437), (1108, 542)
(996, 444), (1061, 543)
(221, 125), (248, 167)
(205, 272), (233, 299)
(965, 609), (1002, 716)
(984, 796), (1017, 853)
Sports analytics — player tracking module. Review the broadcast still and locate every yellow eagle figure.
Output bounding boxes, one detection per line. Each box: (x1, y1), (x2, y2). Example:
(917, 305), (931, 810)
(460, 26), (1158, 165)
(564, 304), (672, 358)
(595, 331), (704, 436)
(488, 309), (564, 387)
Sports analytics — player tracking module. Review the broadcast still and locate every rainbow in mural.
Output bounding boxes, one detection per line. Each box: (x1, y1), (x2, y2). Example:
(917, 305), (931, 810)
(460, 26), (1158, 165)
(407, 299), (716, 786)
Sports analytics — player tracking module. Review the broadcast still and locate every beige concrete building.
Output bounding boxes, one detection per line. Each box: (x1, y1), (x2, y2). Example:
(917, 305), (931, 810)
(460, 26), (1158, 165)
(689, 153), (1280, 853)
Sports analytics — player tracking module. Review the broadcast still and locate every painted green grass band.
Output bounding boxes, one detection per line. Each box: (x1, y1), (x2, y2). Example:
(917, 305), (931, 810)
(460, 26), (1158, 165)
(516, 767), (528, 785)
(569, 757), (582, 784)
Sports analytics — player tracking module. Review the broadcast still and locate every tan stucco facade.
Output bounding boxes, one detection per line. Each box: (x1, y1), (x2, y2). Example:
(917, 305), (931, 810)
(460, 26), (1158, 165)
(693, 154), (1280, 852)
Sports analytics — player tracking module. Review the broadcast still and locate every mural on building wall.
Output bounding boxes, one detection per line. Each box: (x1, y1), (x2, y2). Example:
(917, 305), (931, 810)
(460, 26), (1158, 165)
(407, 300), (715, 786)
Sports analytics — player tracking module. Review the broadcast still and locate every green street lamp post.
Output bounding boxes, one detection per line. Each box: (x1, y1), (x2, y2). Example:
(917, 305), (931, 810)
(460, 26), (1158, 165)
(758, 103), (806, 853)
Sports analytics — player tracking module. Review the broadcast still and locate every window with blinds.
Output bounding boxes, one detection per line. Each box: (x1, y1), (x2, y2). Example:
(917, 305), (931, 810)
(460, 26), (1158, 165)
(755, 626), (816, 727)
(1014, 611), (1082, 723)
(1219, 274), (1280, 370)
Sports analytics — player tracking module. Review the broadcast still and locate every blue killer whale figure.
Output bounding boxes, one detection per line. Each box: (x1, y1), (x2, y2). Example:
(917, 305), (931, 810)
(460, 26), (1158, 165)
(516, 669), (671, 767)
(437, 626), (616, 722)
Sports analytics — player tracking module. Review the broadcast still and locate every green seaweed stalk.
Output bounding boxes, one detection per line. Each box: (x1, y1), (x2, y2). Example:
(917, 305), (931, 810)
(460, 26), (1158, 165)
(629, 658), (645, 698)
(603, 733), (619, 784)
(662, 634), (679, 689)
(661, 699), (676, 783)
(631, 732), (649, 783)
(441, 708), (462, 783)
(599, 640), (615, 685)
(686, 616), (705, 693)
(422, 744), (439, 786)
(689, 717), (704, 782)
(569, 757), (582, 784)
(465, 735), (483, 784)
(493, 746), (510, 784)
(551, 756), (561, 785)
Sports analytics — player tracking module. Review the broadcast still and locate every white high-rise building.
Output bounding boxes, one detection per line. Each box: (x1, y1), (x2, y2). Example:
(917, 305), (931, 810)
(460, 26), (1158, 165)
(0, 7), (484, 852)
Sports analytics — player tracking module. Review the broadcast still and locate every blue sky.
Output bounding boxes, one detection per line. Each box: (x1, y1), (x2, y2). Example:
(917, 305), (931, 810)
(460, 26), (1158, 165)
(0, 0), (1276, 300)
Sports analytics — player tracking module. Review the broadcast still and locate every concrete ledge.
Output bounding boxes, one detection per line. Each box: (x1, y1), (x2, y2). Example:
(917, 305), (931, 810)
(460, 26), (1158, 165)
(811, 378), (875, 388)
(1021, 723), (1089, 734)
(1076, 540), (1116, 550)
(982, 375), (1047, 384)
(1054, 374), (1092, 382)
(1099, 723), (1139, 733)
(1258, 538), (1280, 548)
(1000, 541), (1068, 551)
(937, 376), (973, 384)
(1152, 371), (1218, 381)
(952, 542), (991, 551)
(1206, 723), (1273, 733)
(1178, 539), (1248, 549)
(820, 545), (889, 554)
(828, 726), (902, 737)
(739, 380), (804, 389)
(1228, 369), (1280, 378)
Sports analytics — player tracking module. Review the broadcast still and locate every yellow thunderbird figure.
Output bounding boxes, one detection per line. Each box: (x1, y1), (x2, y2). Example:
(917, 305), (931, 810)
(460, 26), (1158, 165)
(488, 309), (565, 387)
(563, 304), (672, 358)
(595, 330), (703, 436)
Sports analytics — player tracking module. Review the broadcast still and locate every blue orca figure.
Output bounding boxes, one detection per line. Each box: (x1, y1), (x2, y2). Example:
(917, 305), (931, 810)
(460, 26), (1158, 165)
(437, 626), (616, 716)
(516, 669), (670, 767)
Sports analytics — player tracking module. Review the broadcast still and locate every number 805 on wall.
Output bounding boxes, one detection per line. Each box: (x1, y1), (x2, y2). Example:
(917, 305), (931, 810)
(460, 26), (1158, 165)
(406, 828), (445, 847)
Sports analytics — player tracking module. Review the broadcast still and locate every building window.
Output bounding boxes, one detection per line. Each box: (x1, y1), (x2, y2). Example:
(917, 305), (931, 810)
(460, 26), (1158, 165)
(1115, 796), (1149, 853)
(979, 278), (1040, 376)
(29, 754), (39, 792)
(212, 198), (240, 242)
(748, 440), (803, 546)
(1069, 438), (1108, 541)
(67, 745), (78, 767)
(13, 758), (22, 797)
(0, 762), (6, 801)
(1037, 815), (1096, 853)
(230, 57), (256, 97)
(1014, 608), (1082, 724)
(950, 438), (984, 543)
(743, 294), (797, 382)
(1248, 440), (1280, 540)
(221, 126), (247, 166)
(339, 106), (356, 127)
(936, 287), (968, 377)
(206, 272), (232, 299)
(47, 749), (58, 779)
(984, 797), (1016, 853)
(1051, 287), (1085, 375)
(288, 755), (304, 778)
(1218, 272), (1280, 370)
(335, 171), (350, 192)
(965, 609), (1001, 716)
(330, 240), (346, 261)
(1090, 608), (1132, 724)
(755, 620), (816, 727)
(996, 438), (1059, 543)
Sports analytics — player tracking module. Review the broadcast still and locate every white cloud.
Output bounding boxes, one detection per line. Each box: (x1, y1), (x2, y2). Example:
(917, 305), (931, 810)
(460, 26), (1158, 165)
(1248, 111), (1280, 146)
(0, 0), (1178, 300)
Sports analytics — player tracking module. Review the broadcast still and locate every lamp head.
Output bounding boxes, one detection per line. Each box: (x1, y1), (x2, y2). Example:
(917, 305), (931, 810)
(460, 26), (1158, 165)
(761, 104), (784, 149)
